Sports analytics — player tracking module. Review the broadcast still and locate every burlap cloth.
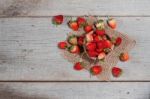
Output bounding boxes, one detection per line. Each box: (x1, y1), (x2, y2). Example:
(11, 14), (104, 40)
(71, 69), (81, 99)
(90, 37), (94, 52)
(60, 17), (136, 81)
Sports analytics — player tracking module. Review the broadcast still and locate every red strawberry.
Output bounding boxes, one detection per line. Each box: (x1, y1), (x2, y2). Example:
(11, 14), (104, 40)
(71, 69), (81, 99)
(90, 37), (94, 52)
(96, 48), (103, 53)
(87, 50), (98, 57)
(93, 35), (102, 42)
(74, 62), (84, 71)
(77, 17), (86, 27)
(95, 19), (105, 30)
(115, 37), (122, 46)
(78, 36), (84, 46)
(68, 45), (80, 54)
(98, 52), (106, 60)
(107, 18), (117, 29)
(90, 65), (102, 75)
(52, 15), (63, 25)
(86, 42), (96, 51)
(58, 41), (67, 49)
(97, 40), (104, 49)
(95, 29), (105, 36)
(120, 53), (129, 62)
(68, 21), (79, 31)
(103, 40), (112, 48)
(112, 67), (122, 77)
(92, 33), (97, 37)
(84, 25), (93, 33)
(68, 35), (77, 45)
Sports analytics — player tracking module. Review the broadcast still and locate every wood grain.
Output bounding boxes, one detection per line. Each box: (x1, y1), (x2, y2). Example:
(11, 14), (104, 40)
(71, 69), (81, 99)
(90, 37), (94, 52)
(0, 0), (150, 17)
(0, 17), (150, 81)
(0, 82), (149, 99)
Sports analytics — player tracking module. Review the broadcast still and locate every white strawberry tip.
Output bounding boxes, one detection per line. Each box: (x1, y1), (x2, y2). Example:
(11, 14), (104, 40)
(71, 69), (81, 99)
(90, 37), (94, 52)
(85, 31), (94, 42)
(98, 52), (106, 60)
(111, 44), (114, 50)
(107, 18), (116, 29)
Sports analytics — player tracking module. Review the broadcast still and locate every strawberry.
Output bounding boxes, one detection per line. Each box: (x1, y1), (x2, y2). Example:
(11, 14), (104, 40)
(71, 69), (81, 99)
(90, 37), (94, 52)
(103, 40), (112, 48)
(95, 29), (105, 36)
(68, 21), (79, 31)
(87, 50), (98, 57)
(52, 15), (63, 25)
(107, 18), (117, 29)
(98, 52), (106, 60)
(97, 40), (104, 49)
(86, 42), (96, 51)
(77, 17), (86, 27)
(85, 31), (93, 42)
(93, 35), (102, 42)
(115, 37), (122, 46)
(68, 35), (77, 45)
(58, 41), (67, 49)
(78, 36), (84, 46)
(112, 67), (122, 77)
(96, 48), (103, 53)
(92, 33), (97, 36)
(120, 53), (129, 62)
(84, 25), (93, 33)
(68, 45), (80, 54)
(90, 65), (102, 75)
(74, 62), (84, 71)
(95, 19), (105, 30)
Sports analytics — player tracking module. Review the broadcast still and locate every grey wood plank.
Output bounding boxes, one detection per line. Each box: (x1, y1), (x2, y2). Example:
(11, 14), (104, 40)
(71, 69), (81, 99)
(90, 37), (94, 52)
(0, 82), (149, 99)
(0, 0), (150, 17)
(0, 17), (150, 81)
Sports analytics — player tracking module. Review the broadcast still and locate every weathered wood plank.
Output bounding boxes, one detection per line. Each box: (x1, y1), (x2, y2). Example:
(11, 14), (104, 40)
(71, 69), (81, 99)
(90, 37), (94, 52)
(0, 82), (149, 99)
(0, 17), (150, 81)
(0, 0), (150, 16)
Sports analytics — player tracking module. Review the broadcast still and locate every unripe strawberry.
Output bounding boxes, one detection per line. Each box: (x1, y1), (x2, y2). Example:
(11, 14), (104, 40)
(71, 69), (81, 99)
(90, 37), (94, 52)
(107, 18), (117, 29)
(85, 31), (93, 42)
(95, 19), (105, 30)
(68, 45), (80, 54)
(68, 35), (78, 45)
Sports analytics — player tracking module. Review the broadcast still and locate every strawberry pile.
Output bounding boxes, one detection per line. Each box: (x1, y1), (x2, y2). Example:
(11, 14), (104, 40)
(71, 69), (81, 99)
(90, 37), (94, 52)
(54, 15), (130, 78)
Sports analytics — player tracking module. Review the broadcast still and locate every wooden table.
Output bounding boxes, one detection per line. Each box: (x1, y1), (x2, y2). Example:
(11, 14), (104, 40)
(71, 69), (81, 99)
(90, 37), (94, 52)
(0, 0), (150, 99)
